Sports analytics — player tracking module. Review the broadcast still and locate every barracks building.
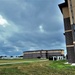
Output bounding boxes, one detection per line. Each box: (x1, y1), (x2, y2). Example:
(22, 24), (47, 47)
(23, 49), (64, 60)
(59, 0), (75, 63)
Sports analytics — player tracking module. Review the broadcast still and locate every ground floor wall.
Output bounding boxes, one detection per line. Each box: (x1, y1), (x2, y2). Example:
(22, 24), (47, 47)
(23, 53), (42, 59)
(23, 52), (64, 60)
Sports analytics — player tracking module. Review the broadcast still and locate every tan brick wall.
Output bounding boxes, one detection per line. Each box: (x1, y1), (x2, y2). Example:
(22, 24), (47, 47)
(68, 0), (75, 24)
(62, 7), (70, 18)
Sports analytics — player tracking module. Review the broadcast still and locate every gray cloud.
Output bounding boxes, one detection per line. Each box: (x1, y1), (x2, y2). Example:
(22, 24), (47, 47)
(0, 0), (65, 56)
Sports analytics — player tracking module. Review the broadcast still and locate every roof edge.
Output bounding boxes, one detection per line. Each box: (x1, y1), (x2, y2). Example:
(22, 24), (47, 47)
(23, 49), (64, 53)
(58, 0), (68, 13)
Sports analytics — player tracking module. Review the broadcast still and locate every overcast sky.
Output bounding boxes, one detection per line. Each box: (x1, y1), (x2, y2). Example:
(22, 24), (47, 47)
(0, 0), (66, 56)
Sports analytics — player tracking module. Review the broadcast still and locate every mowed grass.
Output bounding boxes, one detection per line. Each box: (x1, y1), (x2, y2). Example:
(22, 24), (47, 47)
(0, 59), (75, 75)
(0, 59), (41, 63)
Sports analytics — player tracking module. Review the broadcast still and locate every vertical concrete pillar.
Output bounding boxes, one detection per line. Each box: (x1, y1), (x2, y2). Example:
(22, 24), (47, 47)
(57, 56), (59, 61)
(53, 56), (55, 61)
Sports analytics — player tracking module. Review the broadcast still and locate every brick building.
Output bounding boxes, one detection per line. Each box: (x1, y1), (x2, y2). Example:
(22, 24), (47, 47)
(59, 0), (75, 63)
(23, 49), (64, 60)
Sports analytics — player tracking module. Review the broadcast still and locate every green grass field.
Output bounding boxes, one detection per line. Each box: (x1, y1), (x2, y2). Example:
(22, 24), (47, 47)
(0, 59), (74, 75)
(0, 59), (42, 63)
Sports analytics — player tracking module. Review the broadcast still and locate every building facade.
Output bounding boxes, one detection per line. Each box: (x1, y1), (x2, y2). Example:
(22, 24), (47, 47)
(23, 49), (64, 60)
(59, 0), (75, 63)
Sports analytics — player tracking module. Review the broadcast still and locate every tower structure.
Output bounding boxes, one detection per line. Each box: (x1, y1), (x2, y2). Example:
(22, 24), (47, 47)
(59, 0), (75, 63)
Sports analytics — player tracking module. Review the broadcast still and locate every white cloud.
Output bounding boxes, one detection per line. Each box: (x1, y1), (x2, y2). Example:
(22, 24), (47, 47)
(0, 15), (9, 27)
(29, 47), (37, 51)
(14, 46), (19, 52)
(3, 40), (12, 47)
(8, 51), (12, 53)
(0, 14), (20, 43)
(39, 24), (44, 33)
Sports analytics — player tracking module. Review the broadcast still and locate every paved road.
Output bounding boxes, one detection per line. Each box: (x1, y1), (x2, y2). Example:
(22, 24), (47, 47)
(0, 60), (48, 65)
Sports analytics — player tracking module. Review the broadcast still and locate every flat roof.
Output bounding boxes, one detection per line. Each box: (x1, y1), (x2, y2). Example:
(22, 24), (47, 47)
(58, 0), (68, 13)
(23, 49), (64, 53)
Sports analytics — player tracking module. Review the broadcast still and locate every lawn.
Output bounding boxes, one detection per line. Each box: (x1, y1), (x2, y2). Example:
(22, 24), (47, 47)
(0, 59), (42, 63)
(0, 59), (75, 75)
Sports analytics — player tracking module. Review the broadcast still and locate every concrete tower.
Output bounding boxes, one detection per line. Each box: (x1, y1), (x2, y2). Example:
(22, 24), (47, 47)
(59, 0), (75, 63)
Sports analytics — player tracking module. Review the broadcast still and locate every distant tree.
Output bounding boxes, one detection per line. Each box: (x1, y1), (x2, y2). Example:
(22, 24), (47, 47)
(49, 56), (53, 60)
(19, 56), (23, 57)
(5, 56), (7, 57)
(0, 56), (2, 59)
(66, 54), (68, 59)
(37, 56), (41, 59)
(10, 56), (13, 57)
